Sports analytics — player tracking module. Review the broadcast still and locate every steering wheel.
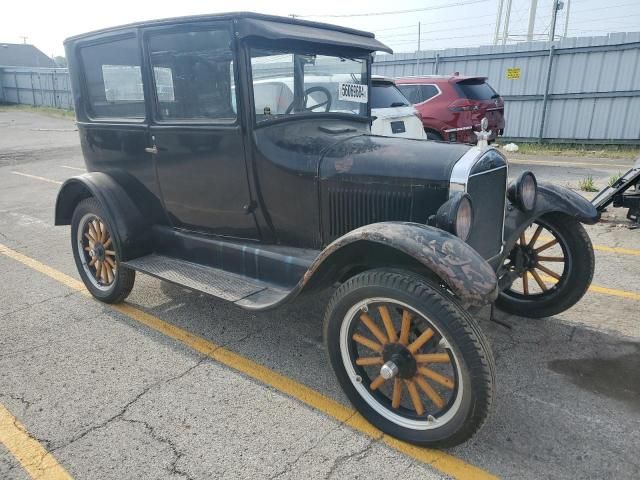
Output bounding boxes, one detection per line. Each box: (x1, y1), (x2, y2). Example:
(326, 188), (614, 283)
(285, 86), (333, 114)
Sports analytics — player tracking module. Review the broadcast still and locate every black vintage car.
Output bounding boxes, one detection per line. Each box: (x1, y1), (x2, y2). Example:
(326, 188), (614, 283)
(55, 12), (599, 447)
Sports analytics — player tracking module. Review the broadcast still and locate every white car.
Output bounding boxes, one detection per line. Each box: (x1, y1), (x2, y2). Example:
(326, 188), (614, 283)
(251, 75), (426, 140)
(370, 76), (426, 140)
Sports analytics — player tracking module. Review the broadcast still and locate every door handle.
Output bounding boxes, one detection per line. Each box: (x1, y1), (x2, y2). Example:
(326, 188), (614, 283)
(145, 146), (158, 155)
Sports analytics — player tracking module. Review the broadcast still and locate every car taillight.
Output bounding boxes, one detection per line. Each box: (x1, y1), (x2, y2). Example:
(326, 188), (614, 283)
(448, 99), (479, 112)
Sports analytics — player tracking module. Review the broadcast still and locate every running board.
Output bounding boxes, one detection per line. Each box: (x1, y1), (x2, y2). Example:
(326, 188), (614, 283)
(123, 254), (292, 310)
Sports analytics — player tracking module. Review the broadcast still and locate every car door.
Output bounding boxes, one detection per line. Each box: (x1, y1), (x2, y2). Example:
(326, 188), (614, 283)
(144, 23), (258, 239)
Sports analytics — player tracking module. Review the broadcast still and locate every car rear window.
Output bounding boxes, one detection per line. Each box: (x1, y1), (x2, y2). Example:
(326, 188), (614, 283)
(371, 82), (409, 108)
(455, 79), (498, 100)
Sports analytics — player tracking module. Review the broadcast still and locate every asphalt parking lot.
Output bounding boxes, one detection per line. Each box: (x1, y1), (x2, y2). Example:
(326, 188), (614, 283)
(1, 108), (639, 480)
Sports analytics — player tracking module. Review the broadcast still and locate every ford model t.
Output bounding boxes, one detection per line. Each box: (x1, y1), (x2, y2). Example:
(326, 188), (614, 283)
(56, 13), (598, 447)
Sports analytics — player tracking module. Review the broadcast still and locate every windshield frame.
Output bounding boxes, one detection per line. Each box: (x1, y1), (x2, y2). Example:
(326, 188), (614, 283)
(246, 41), (373, 129)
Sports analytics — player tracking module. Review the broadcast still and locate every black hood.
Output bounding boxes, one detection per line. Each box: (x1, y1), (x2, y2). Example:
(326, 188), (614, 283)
(320, 133), (471, 185)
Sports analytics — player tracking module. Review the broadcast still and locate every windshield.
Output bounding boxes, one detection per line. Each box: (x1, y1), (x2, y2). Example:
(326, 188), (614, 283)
(250, 48), (368, 122)
(371, 82), (410, 109)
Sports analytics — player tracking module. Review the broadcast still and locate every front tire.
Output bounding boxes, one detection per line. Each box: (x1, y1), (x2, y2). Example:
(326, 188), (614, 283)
(71, 197), (135, 303)
(496, 212), (594, 318)
(324, 269), (495, 447)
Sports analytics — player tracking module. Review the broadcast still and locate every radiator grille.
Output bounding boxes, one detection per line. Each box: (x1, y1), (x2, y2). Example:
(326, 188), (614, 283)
(327, 187), (413, 240)
(465, 167), (507, 258)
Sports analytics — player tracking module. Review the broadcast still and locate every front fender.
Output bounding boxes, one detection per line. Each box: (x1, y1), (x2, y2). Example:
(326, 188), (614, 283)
(304, 222), (498, 305)
(502, 182), (599, 258)
(54, 173), (151, 261)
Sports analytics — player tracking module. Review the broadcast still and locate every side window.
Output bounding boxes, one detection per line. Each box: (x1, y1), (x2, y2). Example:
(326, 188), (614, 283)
(396, 84), (421, 104)
(421, 84), (439, 102)
(148, 28), (237, 121)
(80, 36), (145, 119)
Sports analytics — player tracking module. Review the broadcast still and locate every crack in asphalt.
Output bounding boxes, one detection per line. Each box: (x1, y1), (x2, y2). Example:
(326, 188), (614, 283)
(324, 437), (377, 480)
(48, 356), (207, 459)
(267, 410), (380, 480)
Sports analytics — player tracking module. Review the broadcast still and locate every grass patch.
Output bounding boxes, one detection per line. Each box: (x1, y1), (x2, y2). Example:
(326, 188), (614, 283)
(509, 142), (640, 159)
(0, 103), (75, 119)
(578, 175), (599, 192)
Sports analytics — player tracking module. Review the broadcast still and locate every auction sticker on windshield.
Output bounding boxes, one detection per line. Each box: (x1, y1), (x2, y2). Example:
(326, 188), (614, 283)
(338, 82), (368, 103)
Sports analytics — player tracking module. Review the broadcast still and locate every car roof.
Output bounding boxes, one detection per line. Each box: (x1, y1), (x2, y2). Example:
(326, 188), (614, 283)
(64, 12), (393, 54)
(395, 75), (488, 84)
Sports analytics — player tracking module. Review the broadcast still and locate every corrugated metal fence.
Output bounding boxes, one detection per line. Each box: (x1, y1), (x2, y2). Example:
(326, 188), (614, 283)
(0, 67), (73, 110)
(1, 32), (639, 143)
(374, 32), (640, 144)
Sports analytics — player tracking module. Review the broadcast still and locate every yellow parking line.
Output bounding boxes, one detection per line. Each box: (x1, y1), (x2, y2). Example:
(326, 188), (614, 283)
(10, 171), (62, 185)
(536, 273), (640, 301)
(0, 403), (73, 480)
(508, 158), (632, 169)
(0, 242), (497, 480)
(537, 235), (640, 257)
(591, 244), (640, 257)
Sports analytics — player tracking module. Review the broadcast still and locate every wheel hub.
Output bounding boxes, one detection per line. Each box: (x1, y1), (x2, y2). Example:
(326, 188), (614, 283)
(92, 243), (105, 261)
(382, 343), (417, 379)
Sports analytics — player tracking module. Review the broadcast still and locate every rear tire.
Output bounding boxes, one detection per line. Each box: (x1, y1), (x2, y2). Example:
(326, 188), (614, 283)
(324, 269), (494, 447)
(71, 197), (135, 304)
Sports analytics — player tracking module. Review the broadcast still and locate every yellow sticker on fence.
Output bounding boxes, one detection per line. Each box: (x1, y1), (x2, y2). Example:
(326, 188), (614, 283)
(506, 67), (521, 80)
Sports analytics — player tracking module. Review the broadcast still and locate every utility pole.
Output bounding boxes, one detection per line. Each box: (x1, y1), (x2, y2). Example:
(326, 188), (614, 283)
(494, 0), (504, 44)
(527, 0), (538, 42)
(19, 36), (28, 44)
(563, 0), (571, 37)
(416, 22), (421, 73)
(548, 0), (564, 42)
(502, 0), (514, 45)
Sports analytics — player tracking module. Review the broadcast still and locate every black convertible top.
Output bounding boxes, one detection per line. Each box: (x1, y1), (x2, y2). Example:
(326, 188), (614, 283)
(64, 11), (393, 54)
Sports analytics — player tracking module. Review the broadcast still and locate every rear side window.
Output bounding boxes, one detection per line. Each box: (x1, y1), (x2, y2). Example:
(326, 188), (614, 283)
(80, 36), (145, 119)
(397, 84), (439, 104)
(370, 82), (409, 109)
(148, 28), (237, 121)
(455, 79), (498, 100)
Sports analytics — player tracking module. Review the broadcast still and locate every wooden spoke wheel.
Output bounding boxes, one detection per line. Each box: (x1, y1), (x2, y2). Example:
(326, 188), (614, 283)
(348, 301), (460, 422)
(71, 197), (135, 304)
(325, 270), (495, 447)
(496, 213), (595, 318)
(503, 220), (569, 298)
(79, 214), (118, 289)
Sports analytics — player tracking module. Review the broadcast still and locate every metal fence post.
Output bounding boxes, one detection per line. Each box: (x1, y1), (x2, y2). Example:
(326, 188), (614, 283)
(538, 44), (556, 143)
(434, 53), (440, 75)
(29, 72), (37, 106)
(52, 71), (58, 108)
(14, 72), (20, 104)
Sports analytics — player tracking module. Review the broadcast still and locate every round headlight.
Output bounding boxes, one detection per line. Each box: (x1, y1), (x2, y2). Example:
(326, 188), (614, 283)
(435, 193), (474, 241)
(455, 195), (473, 241)
(508, 171), (538, 212)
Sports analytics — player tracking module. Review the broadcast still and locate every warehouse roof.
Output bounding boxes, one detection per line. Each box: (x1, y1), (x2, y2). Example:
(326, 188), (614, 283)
(0, 43), (56, 68)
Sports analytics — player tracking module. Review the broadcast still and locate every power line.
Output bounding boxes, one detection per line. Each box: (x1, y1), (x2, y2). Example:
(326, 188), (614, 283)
(380, 20), (496, 39)
(293, 0), (488, 19)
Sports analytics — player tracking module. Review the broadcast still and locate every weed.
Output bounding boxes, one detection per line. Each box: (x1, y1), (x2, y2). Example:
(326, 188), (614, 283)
(578, 175), (598, 192)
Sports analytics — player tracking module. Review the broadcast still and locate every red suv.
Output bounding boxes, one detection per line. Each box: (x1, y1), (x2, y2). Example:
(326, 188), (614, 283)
(396, 75), (505, 144)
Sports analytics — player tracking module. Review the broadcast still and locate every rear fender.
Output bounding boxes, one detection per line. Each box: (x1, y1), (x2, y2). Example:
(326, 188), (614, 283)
(54, 173), (152, 261)
(502, 182), (599, 258)
(303, 222), (498, 306)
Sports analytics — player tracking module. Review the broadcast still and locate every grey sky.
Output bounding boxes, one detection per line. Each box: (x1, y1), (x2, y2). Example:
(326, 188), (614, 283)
(2, 0), (639, 57)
